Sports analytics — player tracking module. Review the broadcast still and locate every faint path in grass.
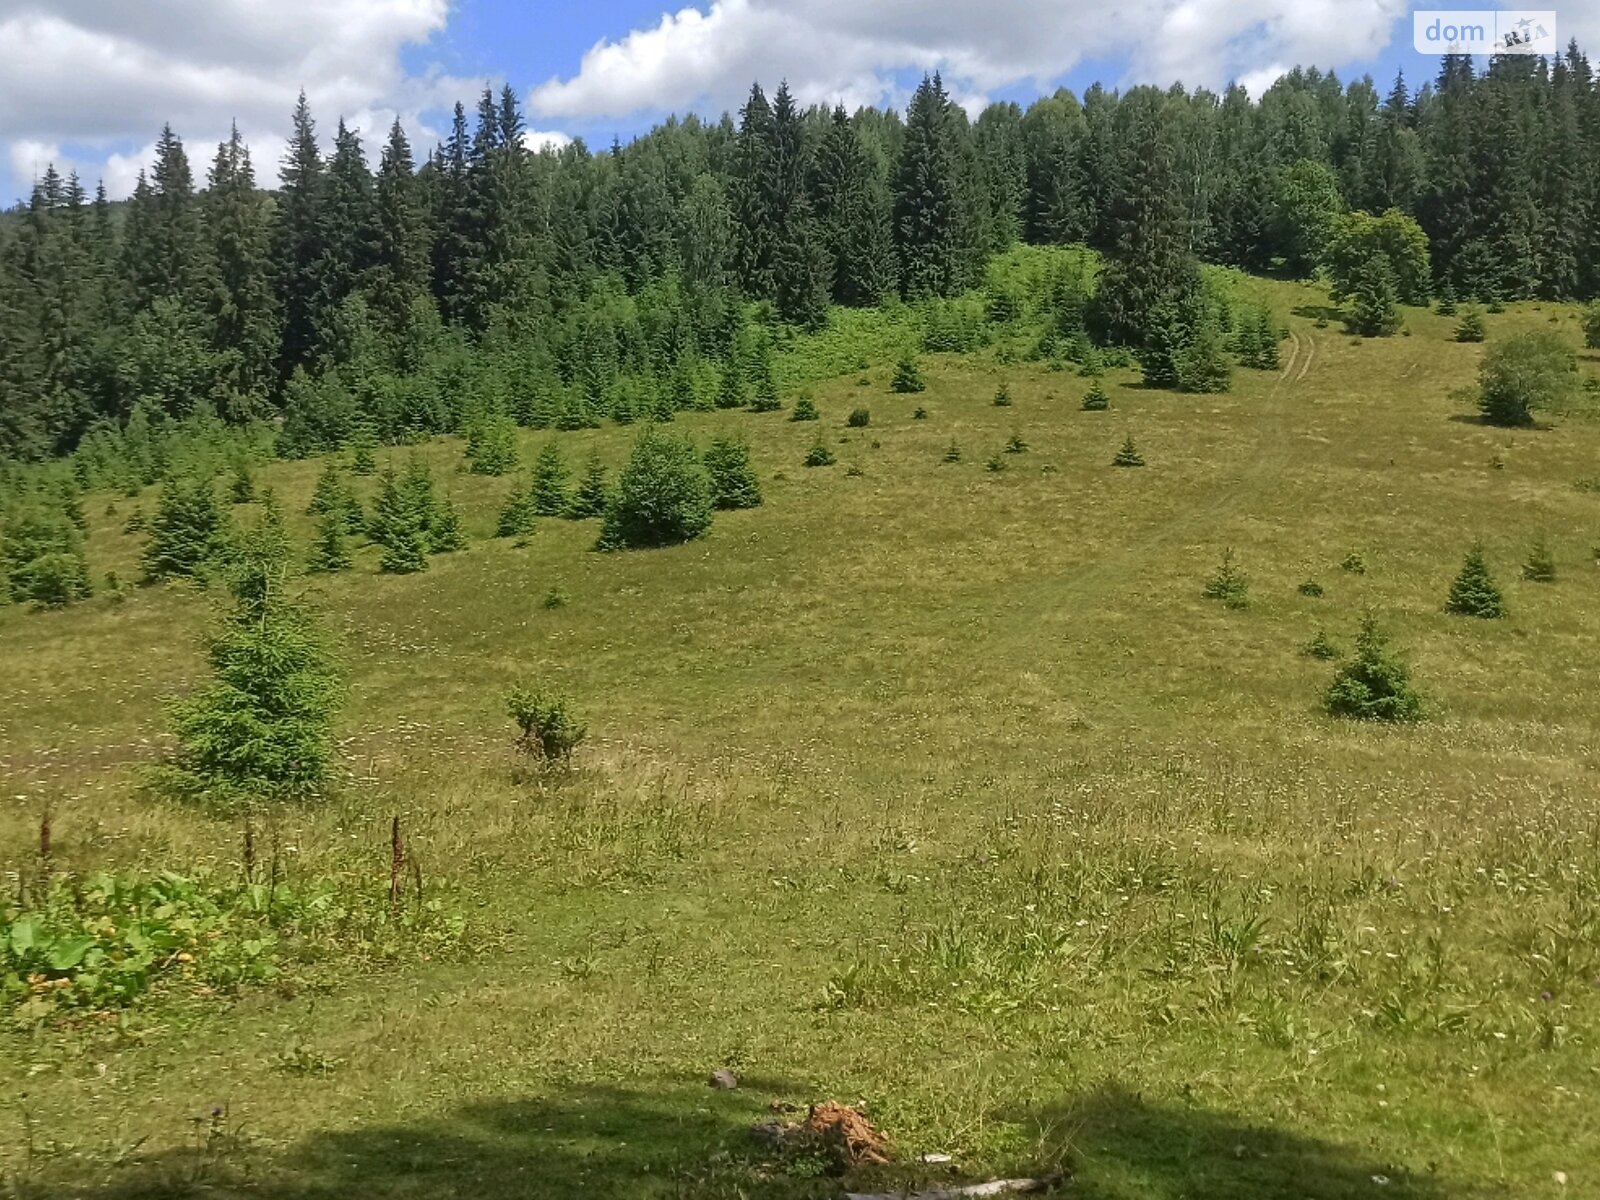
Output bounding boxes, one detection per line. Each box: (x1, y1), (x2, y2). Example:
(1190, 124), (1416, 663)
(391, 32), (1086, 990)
(998, 322), (1318, 623)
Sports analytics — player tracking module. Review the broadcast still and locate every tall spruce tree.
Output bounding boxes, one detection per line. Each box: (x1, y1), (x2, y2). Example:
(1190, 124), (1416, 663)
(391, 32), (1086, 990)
(275, 93), (327, 374)
(768, 83), (831, 327)
(895, 73), (970, 299)
(203, 125), (280, 415)
(811, 105), (896, 306)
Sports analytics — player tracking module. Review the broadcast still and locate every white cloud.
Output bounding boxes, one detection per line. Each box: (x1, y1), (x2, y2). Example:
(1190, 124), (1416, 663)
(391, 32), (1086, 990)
(523, 129), (573, 153)
(0, 0), (471, 198)
(530, 0), (1412, 120)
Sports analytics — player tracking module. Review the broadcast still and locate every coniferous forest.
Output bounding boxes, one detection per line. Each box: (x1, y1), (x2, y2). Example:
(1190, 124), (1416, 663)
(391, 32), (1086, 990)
(5, 48), (1600, 465)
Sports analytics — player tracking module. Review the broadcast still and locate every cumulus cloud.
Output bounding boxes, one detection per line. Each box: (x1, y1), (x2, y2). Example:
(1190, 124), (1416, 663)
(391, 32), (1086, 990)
(531, 0), (1412, 120)
(0, 0), (477, 198)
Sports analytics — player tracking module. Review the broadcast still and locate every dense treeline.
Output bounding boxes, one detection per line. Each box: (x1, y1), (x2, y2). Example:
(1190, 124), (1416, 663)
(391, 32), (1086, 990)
(4, 46), (1600, 463)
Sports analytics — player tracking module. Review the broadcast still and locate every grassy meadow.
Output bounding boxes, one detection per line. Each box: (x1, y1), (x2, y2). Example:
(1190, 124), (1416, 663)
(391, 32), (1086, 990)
(3, 262), (1600, 1198)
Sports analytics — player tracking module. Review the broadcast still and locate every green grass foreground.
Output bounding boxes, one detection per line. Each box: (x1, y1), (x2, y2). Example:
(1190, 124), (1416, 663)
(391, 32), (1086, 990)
(3, 269), (1599, 1198)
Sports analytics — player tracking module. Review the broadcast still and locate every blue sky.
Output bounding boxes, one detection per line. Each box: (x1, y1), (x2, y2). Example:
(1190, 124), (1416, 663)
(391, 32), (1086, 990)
(0, 2), (1587, 207)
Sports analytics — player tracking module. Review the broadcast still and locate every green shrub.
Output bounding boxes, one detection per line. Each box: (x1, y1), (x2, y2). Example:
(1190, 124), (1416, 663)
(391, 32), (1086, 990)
(1112, 436), (1144, 467)
(847, 407), (871, 428)
(1202, 549), (1249, 608)
(993, 382), (1013, 407)
(790, 396), (819, 422)
(1081, 381), (1109, 410)
(1445, 545), (1506, 618)
(1303, 629), (1339, 660)
(805, 439), (837, 468)
(941, 441), (962, 464)
(597, 428), (714, 550)
(705, 434), (763, 509)
(913, 406), (929, 420)
(1584, 303), (1600, 351)
(2, 507), (91, 606)
(1478, 331), (1577, 427)
(1324, 614), (1424, 721)
(1341, 551), (1368, 575)
(1, 870), (464, 1022)
(141, 476), (228, 583)
(506, 686), (586, 762)
(1005, 431), (1029, 454)
(1298, 580), (1324, 597)
(891, 352), (926, 394)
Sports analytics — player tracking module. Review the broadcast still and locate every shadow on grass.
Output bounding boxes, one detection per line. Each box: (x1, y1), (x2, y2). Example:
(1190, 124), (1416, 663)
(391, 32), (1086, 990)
(1017, 1083), (1483, 1200)
(36, 1080), (1485, 1200)
(25, 1079), (839, 1200)
(1292, 304), (1345, 324)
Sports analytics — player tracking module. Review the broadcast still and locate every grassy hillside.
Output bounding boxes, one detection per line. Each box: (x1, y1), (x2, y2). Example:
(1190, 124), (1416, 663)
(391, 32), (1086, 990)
(3, 260), (1599, 1199)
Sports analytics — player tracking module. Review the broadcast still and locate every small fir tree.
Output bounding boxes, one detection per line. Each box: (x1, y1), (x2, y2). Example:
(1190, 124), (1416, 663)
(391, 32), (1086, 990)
(497, 478), (540, 537)
(749, 342), (782, 412)
(941, 441), (962, 463)
(596, 428), (714, 550)
(1081, 381), (1110, 410)
(715, 359), (747, 410)
(1454, 308), (1486, 343)
(229, 462), (256, 504)
(307, 461), (365, 534)
(154, 522), (340, 807)
(309, 507), (353, 572)
(1112, 436), (1145, 467)
(466, 409), (520, 475)
(993, 381), (1013, 407)
(704, 434), (763, 509)
(1444, 544), (1506, 618)
(1324, 614), (1424, 721)
(1177, 318), (1234, 392)
(370, 467), (430, 574)
(529, 442), (571, 516)
(1005, 431), (1029, 454)
(891, 351), (926, 394)
(790, 395), (819, 422)
(429, 494), (467, 552)
(1521, 536), (1556, 582)
(569, 454), (611, 519)
(1435, 283), (1457, 316)
(1202, 548), (1250, 608)
(1343, 252), (1402, 337)
(1303, 629), (1339, 660)
(141, 476), (228, 582)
